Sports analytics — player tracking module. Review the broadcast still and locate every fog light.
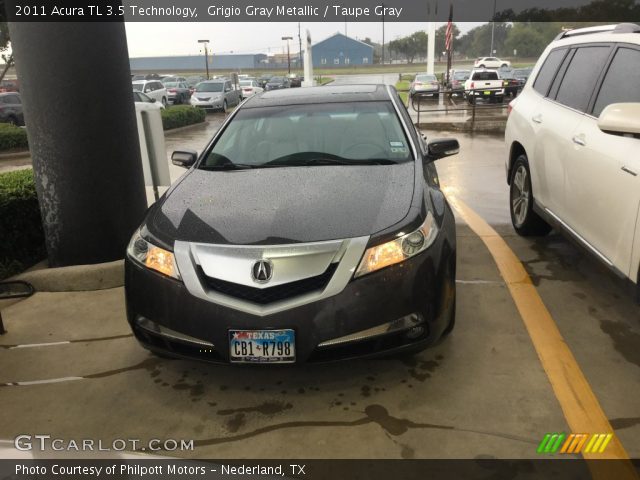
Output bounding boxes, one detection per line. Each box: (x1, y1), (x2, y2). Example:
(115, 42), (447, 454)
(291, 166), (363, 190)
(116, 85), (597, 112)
(405, 326), (425, 339)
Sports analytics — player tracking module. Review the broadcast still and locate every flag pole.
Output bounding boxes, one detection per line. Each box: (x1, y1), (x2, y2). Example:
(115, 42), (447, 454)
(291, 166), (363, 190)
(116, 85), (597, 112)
(445, 3), (453, 88)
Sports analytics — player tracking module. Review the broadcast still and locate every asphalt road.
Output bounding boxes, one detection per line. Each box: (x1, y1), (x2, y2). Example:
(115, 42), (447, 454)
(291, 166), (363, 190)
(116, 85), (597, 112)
(1, 110), (638, 463)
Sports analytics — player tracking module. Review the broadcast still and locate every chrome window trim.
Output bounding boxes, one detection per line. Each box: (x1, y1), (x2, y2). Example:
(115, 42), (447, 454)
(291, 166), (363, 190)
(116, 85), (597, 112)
(174, 236), (370, 317)
(386, 84), (419, 161)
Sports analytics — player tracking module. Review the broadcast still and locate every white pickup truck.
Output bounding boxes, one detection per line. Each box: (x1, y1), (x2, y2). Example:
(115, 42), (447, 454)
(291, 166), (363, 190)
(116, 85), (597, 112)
(464, 69), (504, 104)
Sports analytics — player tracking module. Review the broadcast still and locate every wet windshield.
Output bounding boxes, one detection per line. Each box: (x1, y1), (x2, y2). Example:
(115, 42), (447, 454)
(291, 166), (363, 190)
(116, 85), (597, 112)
(196, 83), (224, 92)
(201, 101), (413, 170)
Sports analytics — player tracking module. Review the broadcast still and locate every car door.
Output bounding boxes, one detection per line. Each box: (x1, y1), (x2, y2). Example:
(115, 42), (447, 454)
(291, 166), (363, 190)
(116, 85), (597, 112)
(563, 45), (640, 275)
(143, 82), (155, 100)
(531, 45), (612, 220)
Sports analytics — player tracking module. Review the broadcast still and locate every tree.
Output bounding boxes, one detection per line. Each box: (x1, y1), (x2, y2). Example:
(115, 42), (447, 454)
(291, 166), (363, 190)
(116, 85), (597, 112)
(0, 19), (14, 84)
(456, 23), (511, 58)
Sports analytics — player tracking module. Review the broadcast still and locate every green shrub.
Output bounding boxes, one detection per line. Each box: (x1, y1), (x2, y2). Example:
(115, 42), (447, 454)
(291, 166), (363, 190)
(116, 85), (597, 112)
(0, 123), (29, 151)
(161, 105), (206, 131)
(0, 169), (46, 279)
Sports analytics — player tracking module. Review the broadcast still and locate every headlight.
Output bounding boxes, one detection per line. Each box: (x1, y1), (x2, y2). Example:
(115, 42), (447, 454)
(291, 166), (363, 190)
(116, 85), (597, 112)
(354, 213), (439, 278)
(127, 230), (181, 280)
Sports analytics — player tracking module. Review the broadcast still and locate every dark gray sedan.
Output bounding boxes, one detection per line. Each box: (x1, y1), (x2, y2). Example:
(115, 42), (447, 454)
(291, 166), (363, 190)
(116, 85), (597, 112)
(0, 92), (24, 126)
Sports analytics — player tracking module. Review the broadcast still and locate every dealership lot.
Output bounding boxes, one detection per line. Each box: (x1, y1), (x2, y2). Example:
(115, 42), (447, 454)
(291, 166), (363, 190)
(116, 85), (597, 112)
(1, 116), (638, 459)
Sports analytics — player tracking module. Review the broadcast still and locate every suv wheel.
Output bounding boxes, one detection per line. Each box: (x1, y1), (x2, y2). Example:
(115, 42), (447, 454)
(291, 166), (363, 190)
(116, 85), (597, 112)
(510, 155), (552, 236)
(222, 100), (228, 113)
(479, 64), (486, 68)
(161, 97), (167, 108)
(501, 64), (508, 68)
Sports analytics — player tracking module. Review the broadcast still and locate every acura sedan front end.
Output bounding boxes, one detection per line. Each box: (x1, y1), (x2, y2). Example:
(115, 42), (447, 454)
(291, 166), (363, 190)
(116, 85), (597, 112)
(125, 85), (459, 364)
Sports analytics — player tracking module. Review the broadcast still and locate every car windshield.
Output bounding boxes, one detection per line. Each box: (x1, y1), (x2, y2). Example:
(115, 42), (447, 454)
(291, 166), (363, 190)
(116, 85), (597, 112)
(269, 77), (285, 83)
(164, 82), (179, 87)
(196, 83), (224, 92)
(240, 81), (253, 87)
(200, 101), (413, 169)
(416, 75), (436, 82)
(453, 71), (470, 80)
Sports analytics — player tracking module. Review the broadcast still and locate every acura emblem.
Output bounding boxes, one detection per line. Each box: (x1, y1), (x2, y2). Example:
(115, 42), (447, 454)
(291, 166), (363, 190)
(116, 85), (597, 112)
(251, 259), (273, 284)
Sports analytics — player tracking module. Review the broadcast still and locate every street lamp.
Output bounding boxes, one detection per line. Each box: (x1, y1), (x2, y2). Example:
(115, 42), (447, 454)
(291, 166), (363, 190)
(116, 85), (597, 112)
(282, 36), (293, 74)
(198, 39), (210, 80)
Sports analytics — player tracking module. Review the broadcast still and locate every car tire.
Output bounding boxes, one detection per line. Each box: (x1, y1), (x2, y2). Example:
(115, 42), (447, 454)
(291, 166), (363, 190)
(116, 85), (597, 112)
(222, 100), (228, 113)
(467, 96), (475, 105)
(442, 292), (456, 337)
(479, 64), (485, 68)
(7, 115), (17, 126)
(161, 97), (167, 108)
(509, 155), (552, 236)
(501, 64), (508, 68)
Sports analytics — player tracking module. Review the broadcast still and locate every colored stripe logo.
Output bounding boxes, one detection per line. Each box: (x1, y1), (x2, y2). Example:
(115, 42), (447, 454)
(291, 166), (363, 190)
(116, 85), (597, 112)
(538, 433), (614, 454)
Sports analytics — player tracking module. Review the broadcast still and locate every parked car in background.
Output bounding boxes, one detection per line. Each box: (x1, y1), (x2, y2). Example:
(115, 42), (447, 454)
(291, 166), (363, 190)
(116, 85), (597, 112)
(513, 67), (534, 85)
(449, 70), (470, 95)
(164, 81), (192, 104)
(505, 23), (640, 298)
(464, 69), (504, 104)
(187, 75), (206, 87)
(132, 80), (168, 107)
(162, 76), (187, 84)
(258, 74), (275, 88)
(265, 76), (291, 91)
(133, 91), (165, 109)
(499, 70), (522, 97)
(125, 84), (459, 364)
(287, 73), (302, 87)
(190, 79), (241, 112)
(0, 92), (24, 126)
(239, 79), (264, 99)
(0, 78), (19, 93)
(474, 57), (511, 69)
(132, 73), (163, 81)
(410, 74), (440, 98)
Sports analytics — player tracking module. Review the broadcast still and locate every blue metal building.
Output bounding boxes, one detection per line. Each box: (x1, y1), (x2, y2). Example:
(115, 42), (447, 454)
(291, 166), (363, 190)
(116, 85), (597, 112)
(129, 54), (268, 72)
(311, 33), (374, 67)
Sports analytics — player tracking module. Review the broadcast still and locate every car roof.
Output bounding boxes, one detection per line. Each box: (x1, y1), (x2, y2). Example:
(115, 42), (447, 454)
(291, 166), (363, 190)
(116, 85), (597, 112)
(200, 79), (226, 84)
(242, 84), (390, 108)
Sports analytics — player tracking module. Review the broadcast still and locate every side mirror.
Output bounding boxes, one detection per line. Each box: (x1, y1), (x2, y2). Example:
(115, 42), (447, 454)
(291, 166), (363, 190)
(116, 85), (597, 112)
(172, 149), (198, 168)
(598, 103), (640, 136)
(426, 138), (460, 162)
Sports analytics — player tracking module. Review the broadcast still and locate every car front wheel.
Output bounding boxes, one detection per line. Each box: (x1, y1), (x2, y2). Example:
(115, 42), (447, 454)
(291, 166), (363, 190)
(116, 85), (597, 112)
(161, 97), (167, 108)
(222, 100), (228, 113)
(510, 155), (552, 236)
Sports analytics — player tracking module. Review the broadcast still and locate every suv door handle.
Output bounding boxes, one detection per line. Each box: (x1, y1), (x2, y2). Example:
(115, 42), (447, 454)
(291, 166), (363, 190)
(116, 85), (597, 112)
(532, 115), (542, 124)
(572, 135), (586, 147)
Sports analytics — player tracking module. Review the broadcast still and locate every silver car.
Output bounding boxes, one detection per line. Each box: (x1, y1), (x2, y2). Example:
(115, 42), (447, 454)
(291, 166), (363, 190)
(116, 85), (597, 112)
(190, 79), (241, 113)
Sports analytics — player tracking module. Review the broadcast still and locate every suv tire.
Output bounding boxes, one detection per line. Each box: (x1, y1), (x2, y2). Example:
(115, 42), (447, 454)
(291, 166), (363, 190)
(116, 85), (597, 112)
(509, 154), (552, 236)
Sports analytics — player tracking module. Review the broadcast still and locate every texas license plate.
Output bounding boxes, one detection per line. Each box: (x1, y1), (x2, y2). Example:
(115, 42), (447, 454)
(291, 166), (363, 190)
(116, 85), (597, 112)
(229, 330), (295, 363)
(484, 91), (491, 95)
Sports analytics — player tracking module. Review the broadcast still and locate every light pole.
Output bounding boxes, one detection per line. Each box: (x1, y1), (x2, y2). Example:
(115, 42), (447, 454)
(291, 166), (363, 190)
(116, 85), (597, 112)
(490, 0), (497, 56)
(198, 39), (210, 79)
(282, 36), (293, 74)
(298, 23), (303, 70)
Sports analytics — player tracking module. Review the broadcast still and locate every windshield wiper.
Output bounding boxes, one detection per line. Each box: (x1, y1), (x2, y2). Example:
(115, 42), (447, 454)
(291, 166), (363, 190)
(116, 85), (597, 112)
(266, 158), (398, 167)
(200, 163), (256, 171)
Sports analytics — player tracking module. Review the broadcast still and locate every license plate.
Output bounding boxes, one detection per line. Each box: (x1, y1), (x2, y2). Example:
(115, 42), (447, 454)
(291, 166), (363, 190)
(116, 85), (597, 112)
(484, 91), (491, 95)
(229, 330), (295, 363)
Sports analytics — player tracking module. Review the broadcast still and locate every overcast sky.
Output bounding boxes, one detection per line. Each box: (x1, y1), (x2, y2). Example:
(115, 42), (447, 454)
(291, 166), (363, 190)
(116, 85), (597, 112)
(124, 22), (482, 57)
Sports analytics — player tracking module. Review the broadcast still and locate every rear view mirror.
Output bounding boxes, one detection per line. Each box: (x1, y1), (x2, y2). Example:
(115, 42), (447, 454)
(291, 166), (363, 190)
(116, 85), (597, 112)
(172, 149), (198, 168)
(426, 138), (460, 161)
(598, 103), (640, 136)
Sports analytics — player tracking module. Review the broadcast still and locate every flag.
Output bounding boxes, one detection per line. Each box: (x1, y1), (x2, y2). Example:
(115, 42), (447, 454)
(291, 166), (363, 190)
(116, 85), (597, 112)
(445, 5), (454, 53)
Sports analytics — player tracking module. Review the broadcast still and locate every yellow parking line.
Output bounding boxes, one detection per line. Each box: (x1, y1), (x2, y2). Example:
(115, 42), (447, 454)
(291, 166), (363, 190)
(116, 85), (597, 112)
(447, 194), (637, 479)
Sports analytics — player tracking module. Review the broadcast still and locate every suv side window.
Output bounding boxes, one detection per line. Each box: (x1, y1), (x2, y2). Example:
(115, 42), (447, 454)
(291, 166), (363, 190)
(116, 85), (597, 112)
(592, 47), (640, 117)
(554, 46), (611, 112)
(533, 48), (567, 96)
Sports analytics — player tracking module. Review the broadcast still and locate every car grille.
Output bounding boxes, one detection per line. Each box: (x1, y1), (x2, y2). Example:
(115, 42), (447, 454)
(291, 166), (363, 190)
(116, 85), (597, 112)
(200, 263), (339, 305)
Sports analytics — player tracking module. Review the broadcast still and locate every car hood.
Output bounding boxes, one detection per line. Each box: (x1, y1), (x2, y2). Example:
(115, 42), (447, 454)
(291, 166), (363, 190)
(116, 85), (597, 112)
(148, 163), (415, 246)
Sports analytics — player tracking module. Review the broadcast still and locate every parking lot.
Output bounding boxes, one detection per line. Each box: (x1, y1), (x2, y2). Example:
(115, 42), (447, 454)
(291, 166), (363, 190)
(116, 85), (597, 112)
(1, 111), (638, 460)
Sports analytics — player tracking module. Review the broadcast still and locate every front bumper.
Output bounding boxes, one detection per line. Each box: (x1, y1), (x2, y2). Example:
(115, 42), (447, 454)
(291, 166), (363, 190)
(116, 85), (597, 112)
(125, 212), (456, 364)
(190, 98), (224, 110)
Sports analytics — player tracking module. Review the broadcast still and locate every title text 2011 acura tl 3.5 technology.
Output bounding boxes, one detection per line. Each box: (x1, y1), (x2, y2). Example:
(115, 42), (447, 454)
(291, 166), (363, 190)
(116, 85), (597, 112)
(125, 85), (460, 364)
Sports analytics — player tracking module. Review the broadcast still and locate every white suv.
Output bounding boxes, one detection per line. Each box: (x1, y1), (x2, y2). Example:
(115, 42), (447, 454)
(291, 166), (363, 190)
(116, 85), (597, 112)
(505, 23), (640, 297)
(132, 80), (168, 108)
